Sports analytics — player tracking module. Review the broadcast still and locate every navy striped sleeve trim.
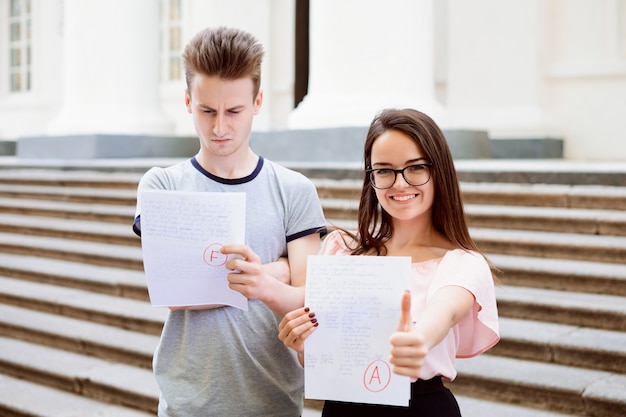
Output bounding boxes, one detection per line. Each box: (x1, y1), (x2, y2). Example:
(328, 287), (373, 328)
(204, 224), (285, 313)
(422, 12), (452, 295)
(286, 226), (327, 243)
(133, 215), (141, 237)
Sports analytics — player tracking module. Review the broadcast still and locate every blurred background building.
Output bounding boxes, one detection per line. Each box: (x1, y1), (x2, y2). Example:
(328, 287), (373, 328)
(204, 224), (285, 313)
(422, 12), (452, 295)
(0, 0), (625, 161)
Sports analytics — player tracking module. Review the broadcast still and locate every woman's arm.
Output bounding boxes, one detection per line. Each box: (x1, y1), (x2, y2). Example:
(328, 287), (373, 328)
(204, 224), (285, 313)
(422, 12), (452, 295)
(389, 286), (475, 379)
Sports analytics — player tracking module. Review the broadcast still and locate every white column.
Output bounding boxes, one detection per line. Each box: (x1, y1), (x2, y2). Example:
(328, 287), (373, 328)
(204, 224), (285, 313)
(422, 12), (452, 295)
(289, 0), (446, 129)
(445, 0), (551, 138)
(182, 0), (286, 131)
(267, 0), (296, 129)
(47, 0), (172, 135)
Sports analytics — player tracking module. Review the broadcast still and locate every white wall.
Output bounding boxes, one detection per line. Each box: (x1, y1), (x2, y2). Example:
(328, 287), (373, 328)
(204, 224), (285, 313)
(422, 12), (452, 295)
(542, 0), (626, 160)
(0, 0), (63, 138)
(289, 0), (446, 129)
(47, 0), (172, 136)
(446, 0), (551, 137)
(0, 0), (624, 161)
(161, 0), (295, 136)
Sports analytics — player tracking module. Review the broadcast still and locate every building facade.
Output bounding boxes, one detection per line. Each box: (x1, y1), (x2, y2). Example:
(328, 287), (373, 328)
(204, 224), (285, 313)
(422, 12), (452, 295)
(0, 0), (625, 160)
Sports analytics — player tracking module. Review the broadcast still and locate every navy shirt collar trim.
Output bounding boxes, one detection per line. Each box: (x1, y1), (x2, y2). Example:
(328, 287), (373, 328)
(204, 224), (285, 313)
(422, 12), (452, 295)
(190, 155), (264, 185)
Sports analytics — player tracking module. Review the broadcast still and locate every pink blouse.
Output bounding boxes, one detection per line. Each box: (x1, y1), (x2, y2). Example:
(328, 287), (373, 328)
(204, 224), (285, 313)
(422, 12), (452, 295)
(318, 230), (500, 381)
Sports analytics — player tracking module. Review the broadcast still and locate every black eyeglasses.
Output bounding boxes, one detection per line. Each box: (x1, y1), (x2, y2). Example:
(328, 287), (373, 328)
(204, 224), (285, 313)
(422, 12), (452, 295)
(366, 163), (432, 189)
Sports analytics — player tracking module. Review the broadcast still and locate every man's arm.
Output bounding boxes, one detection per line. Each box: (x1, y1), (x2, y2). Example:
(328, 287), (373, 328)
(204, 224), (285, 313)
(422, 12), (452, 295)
(222, 233), (321, 316)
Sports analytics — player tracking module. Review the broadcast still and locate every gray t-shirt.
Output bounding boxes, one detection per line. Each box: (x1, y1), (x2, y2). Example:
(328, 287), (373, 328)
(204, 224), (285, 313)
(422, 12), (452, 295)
(134, 156), (326, 417)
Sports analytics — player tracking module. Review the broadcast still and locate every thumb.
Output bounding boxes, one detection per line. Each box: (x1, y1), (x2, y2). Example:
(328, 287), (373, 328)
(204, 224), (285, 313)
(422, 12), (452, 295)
(396, 290), (412, 332)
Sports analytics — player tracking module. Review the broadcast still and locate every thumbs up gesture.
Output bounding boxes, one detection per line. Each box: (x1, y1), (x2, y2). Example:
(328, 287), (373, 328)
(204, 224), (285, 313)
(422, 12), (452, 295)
(389, 291), (427, 380)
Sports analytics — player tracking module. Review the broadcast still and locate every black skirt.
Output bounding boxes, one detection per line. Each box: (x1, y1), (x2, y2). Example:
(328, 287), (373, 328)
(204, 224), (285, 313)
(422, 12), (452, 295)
(321, 377), (461, 417)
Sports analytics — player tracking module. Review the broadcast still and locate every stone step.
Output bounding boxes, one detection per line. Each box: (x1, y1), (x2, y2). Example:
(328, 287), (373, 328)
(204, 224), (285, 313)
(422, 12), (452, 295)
(2, 172), (626, 211)
(1, 256), (621, 367)
(490, 254), (626, 297)
(3, 176), (626, 242)
(0, 337), (159, 414)
(466, 204), (626, 236)
(0, 213), (139, 247)
(320, 225), (626, 265)
(2, 210), (624, 295)
(287, 160), (626, 186)
(2, 196), (624, 250)
(0, 304), (157, 369)
(0, 297), (605, 417)
(5, 214), (623, 273)
(496, 285), (626, 332)
(1, 236), (623, 331)
(0, 306), (604, 417)
(0, 335), (581, 417)
(1, 237), (616, 305)
(0, 231), (143, 270)
(455, 395), (578, 417)
(314, 179), (626, 211)
(3, 287), (622, 382)
(312, 179), (363, 200)
(322, 199), (626, 236)
(0, 196), (134, 224)
(0, 301), (586, 417)
(0, 374), (154, 417)
(0, 184), (137, 206)
(451, 354), (626, 417)
(493, 317), (626, 374)
(2, 158), (626, 186)
(0, 247), (618, 368)
(0, 253), (148, 301)
(459, 182), (626, 210)
(471, 227), (626, 265)
(0, 169), (141, 189)
(307, 396), (607, 417)
(0, 161), (624, 416)
(0, 276), (166, 335)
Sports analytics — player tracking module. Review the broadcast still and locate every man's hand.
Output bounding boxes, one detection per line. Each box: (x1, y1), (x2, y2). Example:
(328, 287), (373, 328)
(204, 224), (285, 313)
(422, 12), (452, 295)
(222, 244), (277, 302)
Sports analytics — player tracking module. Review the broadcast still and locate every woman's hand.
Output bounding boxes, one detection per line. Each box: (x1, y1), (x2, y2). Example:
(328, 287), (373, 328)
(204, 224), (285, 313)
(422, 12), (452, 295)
(389, 291), (428, 380)
(278, 307), (319, 355)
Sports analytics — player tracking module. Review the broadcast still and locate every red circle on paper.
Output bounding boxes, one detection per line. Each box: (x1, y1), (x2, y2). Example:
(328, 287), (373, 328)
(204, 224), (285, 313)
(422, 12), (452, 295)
(363, 359), (392, 393)
(203, 243), (228, 266)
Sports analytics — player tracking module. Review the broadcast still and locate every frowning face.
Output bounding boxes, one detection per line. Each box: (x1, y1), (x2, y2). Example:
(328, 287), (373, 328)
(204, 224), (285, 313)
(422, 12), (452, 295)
(185, 74), (262, 160)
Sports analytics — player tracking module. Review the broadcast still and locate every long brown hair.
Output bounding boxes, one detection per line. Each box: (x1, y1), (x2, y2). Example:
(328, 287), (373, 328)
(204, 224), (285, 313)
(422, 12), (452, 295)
(348, 108), (482, 260)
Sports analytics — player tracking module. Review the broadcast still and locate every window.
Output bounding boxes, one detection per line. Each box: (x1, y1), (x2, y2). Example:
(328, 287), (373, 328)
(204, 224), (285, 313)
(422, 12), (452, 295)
(160, 0), (182, 82)
(8, 0), (31, 93)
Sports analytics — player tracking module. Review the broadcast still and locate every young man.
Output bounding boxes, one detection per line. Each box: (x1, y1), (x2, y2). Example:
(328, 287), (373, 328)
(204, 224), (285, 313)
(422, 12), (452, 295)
(133, 26), (326, 416)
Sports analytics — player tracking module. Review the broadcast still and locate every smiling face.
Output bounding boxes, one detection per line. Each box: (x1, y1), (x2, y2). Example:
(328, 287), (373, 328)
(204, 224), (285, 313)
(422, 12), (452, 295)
(370, 129), (435, 224)
(185, 74), (262, 160)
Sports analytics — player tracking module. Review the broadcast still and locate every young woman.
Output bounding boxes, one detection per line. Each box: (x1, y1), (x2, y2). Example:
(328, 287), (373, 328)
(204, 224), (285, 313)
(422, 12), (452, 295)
(278, 108), (500, 416)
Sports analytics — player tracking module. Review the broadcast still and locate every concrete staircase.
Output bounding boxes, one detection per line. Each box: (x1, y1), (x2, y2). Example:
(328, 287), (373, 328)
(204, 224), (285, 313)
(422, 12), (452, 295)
(0, 160), (624, 416)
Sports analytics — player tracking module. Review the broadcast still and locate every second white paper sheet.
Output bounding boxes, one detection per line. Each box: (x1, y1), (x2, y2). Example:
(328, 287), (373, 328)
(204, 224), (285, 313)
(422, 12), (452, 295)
(304, 255), (412, 407)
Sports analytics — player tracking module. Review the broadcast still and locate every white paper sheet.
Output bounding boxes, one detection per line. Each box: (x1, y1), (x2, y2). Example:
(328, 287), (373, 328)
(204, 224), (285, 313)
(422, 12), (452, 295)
(304, 255), (412, 407)
(139, 190), (247, 310)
